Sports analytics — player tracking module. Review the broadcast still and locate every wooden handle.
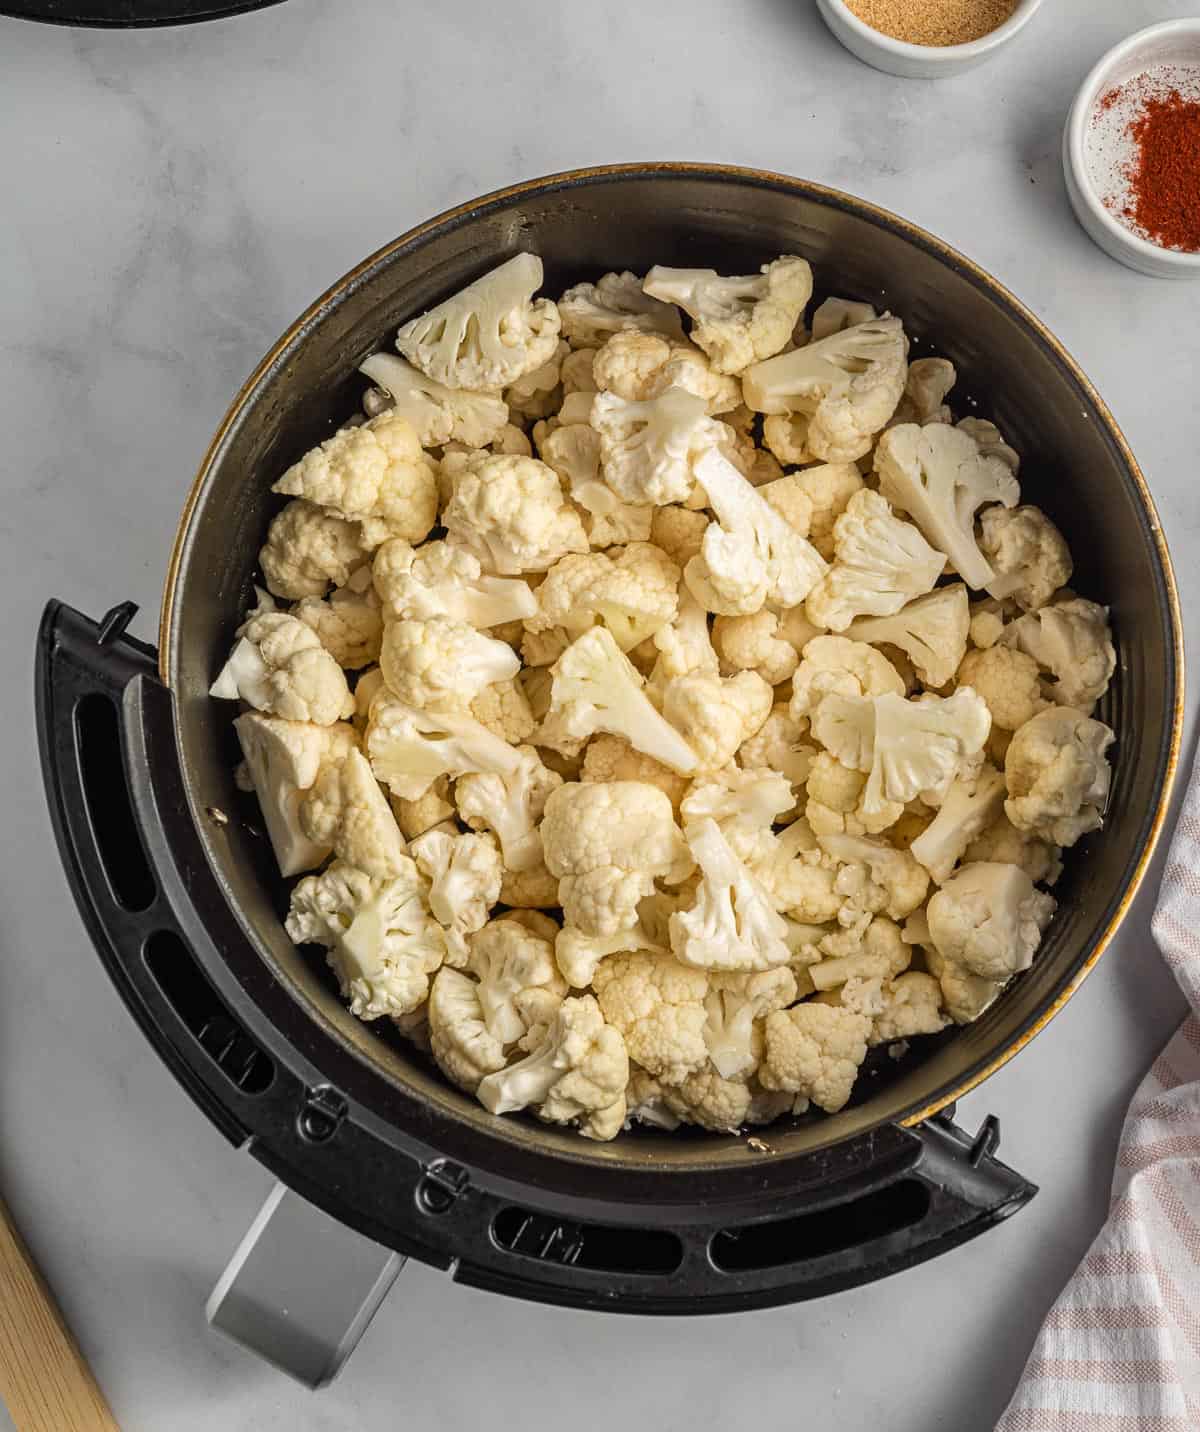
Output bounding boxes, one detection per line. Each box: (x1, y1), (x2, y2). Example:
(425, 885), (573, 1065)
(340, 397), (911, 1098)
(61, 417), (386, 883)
(0, 1197), (119, 1432)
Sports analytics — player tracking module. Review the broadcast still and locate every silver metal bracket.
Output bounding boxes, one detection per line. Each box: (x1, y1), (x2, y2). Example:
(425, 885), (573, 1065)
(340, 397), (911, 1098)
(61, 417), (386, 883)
(206, 1183), (405, 1388)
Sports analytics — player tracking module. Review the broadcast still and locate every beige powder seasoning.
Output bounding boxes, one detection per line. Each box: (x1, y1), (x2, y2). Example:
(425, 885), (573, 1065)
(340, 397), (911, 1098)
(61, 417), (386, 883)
(844, 0), (1019, 46)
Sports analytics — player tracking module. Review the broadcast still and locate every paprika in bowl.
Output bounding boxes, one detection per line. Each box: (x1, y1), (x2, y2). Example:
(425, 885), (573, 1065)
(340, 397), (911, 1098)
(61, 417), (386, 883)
(1064, 20), (1200, 279)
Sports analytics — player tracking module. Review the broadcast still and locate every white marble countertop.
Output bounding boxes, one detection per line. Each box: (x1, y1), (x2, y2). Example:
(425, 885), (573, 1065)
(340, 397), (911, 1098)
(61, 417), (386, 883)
(0, 1), (1195, 1428)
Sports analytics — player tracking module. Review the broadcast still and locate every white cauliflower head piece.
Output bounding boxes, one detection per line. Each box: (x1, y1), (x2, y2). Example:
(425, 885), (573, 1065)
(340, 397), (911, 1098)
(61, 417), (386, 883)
(669, 817), (792, 972)
(926, 861), (1056, 981)
(743, 315), (908, 463)
(455, 745), (563, 873)
(211, 609), (354, 725)
(476, 994), (629, 1142)
(591, 331), (741, 413)
(359, 351), (509, 449)
(845, 585), (970, 690)
(428, 967), (507, 1093)
(909, 765), (1008, 884)
(805, 488), (946, 632)
(999, 597), (1116, 713)
(684, 447), (827, 616)
(259, 499), (370, 601)
(790, 635), (905, 721)
(292, 566), (383, 670)
(758, 1003), (871, 1113)
(1004, 706), (1114, 847)
(525, 543), (680, 653)
(558, 270), (686, 347)
(681, 765), (795, 862)
(380, 616), (520, 710)
(298, 747), (409, 881)
(395, 253), (561, 391)
(442, 452), (588, 575)
(365, 693), (525, 799)
(702, 967), (798, 1079)
(410, 829), (503, 966)
(662, 670), (773, 773)
(541, 781), (692, 937)
(642, 255), (814, 375)
(978, 505), (1073, 610)
(591, 385), (727, 507)
(592, 948), (710, 1085)
(272, 411), (438, 549)
(875, 422), (1020, 590)
(372, 538), (538, 629)
(466, 916), (567, 1047)
(286, 859), (445, 1019)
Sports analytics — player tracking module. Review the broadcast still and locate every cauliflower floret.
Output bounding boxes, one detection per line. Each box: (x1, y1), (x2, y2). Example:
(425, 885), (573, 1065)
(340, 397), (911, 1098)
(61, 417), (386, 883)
(908, 915), (1004, 1025)
(292, 566), (383, 670)
(999, 597), (1116, 713)
(558, 271), (686, 347)
(812, 687), (991, 815)
(957, 645), (1047, 732)
(643, 256), (814, 375)
(804, 751), (903, 837)
(788, 462), (864, 561)
(505, 339), (569, 422)
(743, 316), (908, 463)
(560, 347), (599, 396)
(965, 813), (1062, 886)
(670, 817), (791, 971)
(649, 504), (709, 567)
(298, 747), (409, 881)
(845, 584), (970, 690)
(808, 914), (911, 995)
(1004, 706), (1114, 847)
(359, 351), (509, 448)
(272, 411), (438, 549)
(259, 499), (370, 601)
(818, 833), (929, 922)
(738, 705), (818, 793)
(395, 253), (561, 391)
(926, 861), (1056, 981)
(525, 543), (680, 653)
(684, 448), (827, 616)
(469, 677), (535, 744)
(761, 412), (814, 466)
(591, 385), (729, 507)
(680, 766), (795, 862)
(702, 967), (798, 1079)
(466, 916), (567, 1047)
(958, 416), (1021, 473)
(625, 1067), (683, 1130)
(649, 588), (721, 684)
(538, 626), (699, 774)
(541, 781), (692, 937)
(758, 1003), (871, 1113)
(365, 693), (525, 799)
(591, 948), (710, 1084)
(233, 713), (358, 877)
(211, 609), (355, 725)
(868, 971), (947, 1045)
(712, 610), (799, 686)
(875, 423), (1020, 590)
(391, 775), (454, 841)
(581, 734), (691, 812)
(805, 489), (946, 632)
(789, 635), (905, 721)
(455, 745), (563, 872)
(410, 829), (502, 966)
(500, 860), (562, 910)
(591, 331), (741, 414)
(380, 616), (519, 712)
(582, 500), (654, 550)
(809, 296), (877, 342)
(978, 505), (1072, 611)
(476, 994), (629, 1142)
(371, 538), (538, 628)
(661, 669), (772, 773)
(286, 858), (444, 1018)
(909, 765), (1008, 884)
(539, 420), (614, 520)
(756, 473), (815, 538)
(428, 967), (507, 1093)
(555, 919), (665, 990)
(749, 819), (844, 923)
(442, 452), (588, 575)
(969, 596), (1019, 651)
(892, 357), (956, 426)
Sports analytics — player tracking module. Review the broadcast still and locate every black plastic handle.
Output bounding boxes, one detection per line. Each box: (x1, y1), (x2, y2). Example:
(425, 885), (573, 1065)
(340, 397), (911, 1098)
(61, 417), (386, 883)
(37, 598), (1036, 1314)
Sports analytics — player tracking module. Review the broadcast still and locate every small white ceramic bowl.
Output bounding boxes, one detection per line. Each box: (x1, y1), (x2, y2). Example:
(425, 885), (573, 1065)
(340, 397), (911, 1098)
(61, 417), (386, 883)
(815, 0), (1043, 79)
(1063, 20), (1200, 279)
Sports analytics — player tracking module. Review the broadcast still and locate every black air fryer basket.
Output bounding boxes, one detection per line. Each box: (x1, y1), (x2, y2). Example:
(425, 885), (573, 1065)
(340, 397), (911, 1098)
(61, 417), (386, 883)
(36, 167), (1183, 1345)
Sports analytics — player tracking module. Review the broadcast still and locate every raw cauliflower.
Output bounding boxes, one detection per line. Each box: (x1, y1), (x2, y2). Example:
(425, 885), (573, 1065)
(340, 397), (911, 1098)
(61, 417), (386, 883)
(957, 645), (1046, 732)
(1004, 706), (1114, 847)
(380, 617), (519, 710)
(712, 610), (799, 686)
(758, 1003), (872, 1113)
(293, 566), (383, 670)
(211, 608), (354, 725)
(591, 330), (741, 414)
(592, 948), (710, 1085)
(442, 452), (588, 575)
(259, 499), (370, 601)
(273, 411), (438, 549)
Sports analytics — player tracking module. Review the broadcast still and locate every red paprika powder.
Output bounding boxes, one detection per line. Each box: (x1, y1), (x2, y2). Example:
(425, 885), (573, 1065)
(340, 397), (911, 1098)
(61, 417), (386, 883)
(1098, 69), (1200, 252)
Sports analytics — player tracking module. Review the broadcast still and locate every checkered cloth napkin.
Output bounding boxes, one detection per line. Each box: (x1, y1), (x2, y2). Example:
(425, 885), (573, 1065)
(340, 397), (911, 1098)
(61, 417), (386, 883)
(996, 755), (1200, 1431)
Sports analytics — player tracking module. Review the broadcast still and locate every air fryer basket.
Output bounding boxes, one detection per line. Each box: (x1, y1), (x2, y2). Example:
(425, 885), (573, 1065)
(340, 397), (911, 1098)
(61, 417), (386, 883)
(40, 166), (1182, 1319)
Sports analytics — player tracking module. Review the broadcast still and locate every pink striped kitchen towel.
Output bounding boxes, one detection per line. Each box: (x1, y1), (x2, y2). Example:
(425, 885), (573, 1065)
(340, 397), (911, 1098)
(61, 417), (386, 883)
(996, 762), (1200, 1431)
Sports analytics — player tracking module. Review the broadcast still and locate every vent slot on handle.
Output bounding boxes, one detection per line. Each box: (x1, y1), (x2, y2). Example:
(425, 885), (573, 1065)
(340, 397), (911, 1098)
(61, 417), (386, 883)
(709, 1179), (931, 1272)
(74, 692), (156, 912)
(492, 1207), (683, 1276)
(143, 930), (274, 1096)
